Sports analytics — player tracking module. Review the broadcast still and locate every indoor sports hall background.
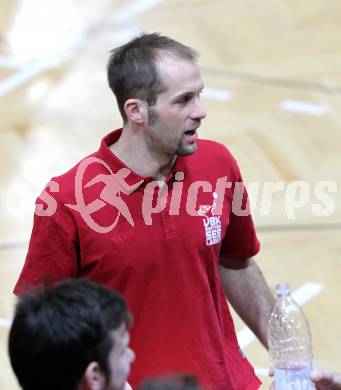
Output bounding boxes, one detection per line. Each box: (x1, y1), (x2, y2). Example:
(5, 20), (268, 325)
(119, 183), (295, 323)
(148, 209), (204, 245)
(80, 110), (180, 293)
(1, 0), (341, 388)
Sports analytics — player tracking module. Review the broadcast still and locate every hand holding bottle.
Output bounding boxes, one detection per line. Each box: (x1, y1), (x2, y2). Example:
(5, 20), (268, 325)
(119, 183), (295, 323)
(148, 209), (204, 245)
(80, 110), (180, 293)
(311, 370), (341, 390)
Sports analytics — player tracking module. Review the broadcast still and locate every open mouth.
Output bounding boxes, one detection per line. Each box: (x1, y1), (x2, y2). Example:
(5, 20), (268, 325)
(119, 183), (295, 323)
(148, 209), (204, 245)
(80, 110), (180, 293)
(184, 130), (196, 135)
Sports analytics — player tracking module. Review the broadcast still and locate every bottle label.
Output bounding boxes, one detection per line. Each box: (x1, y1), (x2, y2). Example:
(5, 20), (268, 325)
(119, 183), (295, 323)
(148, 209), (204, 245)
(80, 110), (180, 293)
(275, 363), (315, 389)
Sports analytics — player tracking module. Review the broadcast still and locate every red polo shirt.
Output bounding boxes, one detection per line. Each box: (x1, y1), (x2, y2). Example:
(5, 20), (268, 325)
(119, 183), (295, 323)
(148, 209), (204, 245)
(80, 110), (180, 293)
(14, 129), (261, 389)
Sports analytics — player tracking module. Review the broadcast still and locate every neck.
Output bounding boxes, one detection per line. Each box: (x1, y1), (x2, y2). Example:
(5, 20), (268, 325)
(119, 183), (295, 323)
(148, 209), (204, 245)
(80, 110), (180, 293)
(110, 125), (176, 179)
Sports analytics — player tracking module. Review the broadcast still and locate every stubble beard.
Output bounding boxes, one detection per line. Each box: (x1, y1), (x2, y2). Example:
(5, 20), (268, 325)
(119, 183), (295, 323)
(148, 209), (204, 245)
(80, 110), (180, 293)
(175, 141), (197, 156)
(147, 107), (197, 157)
(147, 107), (159, 126)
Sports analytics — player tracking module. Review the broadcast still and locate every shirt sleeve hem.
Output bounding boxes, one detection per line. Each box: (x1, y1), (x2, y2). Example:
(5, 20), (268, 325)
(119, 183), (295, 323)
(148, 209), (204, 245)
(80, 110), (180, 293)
(219, 241), (260, 265)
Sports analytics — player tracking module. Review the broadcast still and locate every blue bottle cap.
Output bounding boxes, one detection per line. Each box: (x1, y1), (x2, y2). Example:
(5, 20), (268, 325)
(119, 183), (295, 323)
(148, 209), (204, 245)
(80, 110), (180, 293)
(275, 283), (290, 296)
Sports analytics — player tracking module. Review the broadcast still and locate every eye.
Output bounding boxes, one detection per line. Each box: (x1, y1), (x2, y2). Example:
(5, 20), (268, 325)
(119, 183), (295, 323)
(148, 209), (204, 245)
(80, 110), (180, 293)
(177, 95), (192, 104)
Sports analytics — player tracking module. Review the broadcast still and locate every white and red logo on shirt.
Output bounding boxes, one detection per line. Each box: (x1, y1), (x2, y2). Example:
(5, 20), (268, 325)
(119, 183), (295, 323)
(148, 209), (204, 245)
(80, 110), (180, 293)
(198, 192), (222, 246)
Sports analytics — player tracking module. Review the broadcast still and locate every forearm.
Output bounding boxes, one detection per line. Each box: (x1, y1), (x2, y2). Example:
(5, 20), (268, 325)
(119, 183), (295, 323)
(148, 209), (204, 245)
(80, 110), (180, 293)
(218, 258), (275, 349)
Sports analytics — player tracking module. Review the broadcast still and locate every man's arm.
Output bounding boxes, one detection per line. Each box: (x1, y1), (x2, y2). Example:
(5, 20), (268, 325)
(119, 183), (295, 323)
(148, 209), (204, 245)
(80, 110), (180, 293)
(218, 258), (274, 349)
(14, 203), (79, 295)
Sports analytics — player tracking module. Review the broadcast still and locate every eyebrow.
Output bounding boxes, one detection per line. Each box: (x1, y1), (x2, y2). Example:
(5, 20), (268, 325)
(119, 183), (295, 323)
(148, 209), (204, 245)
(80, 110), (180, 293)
(173, 84), (205, 101)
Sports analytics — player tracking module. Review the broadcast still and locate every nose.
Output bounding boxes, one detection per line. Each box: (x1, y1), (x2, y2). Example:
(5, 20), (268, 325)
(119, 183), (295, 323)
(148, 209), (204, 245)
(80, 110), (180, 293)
(191, 99), (206, 120)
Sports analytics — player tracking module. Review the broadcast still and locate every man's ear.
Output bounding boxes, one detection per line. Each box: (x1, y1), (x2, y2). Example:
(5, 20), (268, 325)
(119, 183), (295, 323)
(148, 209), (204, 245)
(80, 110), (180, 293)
(124, 99), (147, 124)
(83, 361), (106, 390)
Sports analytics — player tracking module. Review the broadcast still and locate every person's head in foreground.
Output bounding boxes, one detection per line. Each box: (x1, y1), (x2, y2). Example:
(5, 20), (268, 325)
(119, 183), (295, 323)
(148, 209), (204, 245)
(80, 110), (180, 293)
(8, 278), (135, 390)
(138, 375), (204, 390)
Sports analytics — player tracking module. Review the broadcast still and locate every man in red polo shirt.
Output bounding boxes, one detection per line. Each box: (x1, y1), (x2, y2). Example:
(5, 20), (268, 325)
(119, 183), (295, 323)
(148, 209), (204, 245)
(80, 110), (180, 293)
(14, 33), (275, 389)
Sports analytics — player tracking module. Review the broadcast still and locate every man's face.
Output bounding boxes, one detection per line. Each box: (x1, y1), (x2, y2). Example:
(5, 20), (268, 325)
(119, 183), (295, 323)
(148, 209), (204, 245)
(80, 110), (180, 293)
(105, 324), (135, 390)
(144, 53), (206, 158)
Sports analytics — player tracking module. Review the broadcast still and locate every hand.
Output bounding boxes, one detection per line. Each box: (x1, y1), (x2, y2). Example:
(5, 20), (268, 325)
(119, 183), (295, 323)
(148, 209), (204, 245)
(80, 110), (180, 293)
(311, 370), (341, 390)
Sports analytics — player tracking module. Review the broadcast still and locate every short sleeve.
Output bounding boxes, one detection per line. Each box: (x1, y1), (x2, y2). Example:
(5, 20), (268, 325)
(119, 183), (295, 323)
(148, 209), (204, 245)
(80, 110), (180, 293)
(219, 163), (260, 265)
(13, 201), (79, 295)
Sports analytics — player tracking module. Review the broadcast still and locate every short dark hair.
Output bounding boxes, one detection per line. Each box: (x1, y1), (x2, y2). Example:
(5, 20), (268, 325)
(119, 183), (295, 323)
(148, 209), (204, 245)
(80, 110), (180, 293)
(8, 279), (132, 390)
(107, 32), (198, 122)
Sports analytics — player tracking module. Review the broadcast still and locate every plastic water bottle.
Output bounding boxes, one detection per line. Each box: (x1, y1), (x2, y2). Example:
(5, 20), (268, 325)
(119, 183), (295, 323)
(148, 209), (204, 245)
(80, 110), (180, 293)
(268, 283), (314, 389)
